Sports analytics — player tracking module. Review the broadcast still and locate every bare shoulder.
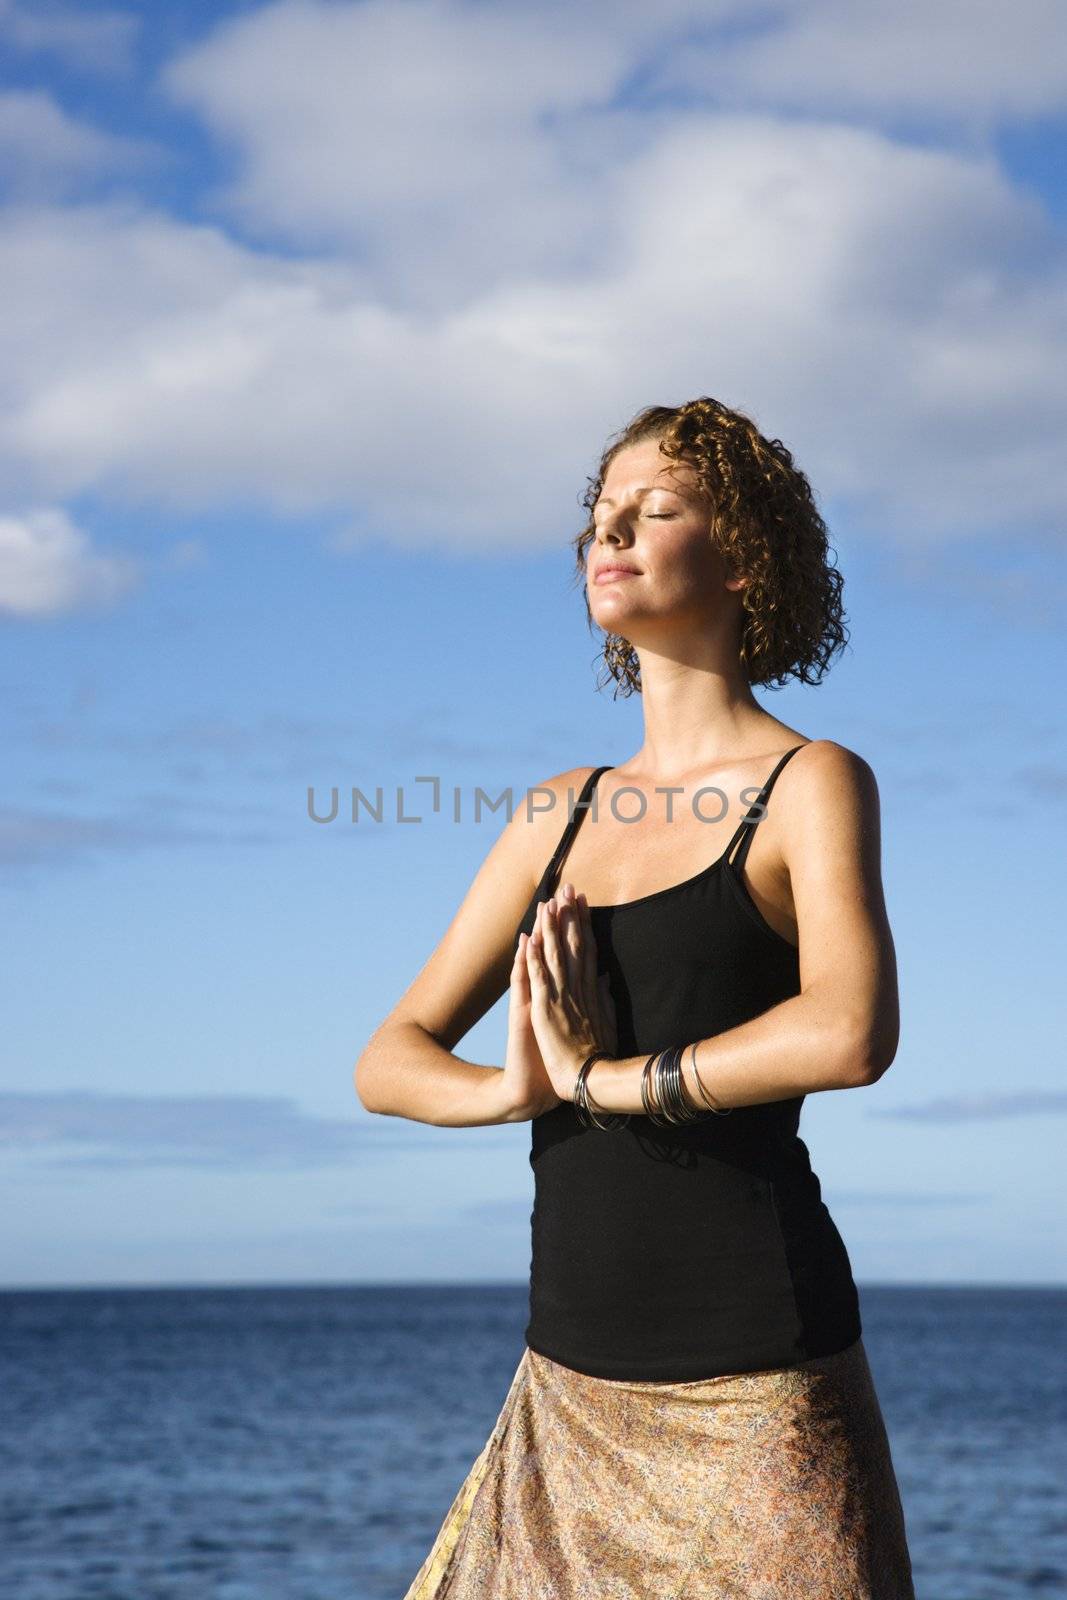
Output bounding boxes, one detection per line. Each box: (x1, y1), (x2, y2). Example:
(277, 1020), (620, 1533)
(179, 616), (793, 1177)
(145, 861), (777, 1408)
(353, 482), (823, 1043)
(509, 763), (604, 883)
(524, 764), (605, 810)
(785, 737), (877, 782)
(526, 763), (605, 800)
(775, 739), (883, 868)
(780, 738), (879, 803)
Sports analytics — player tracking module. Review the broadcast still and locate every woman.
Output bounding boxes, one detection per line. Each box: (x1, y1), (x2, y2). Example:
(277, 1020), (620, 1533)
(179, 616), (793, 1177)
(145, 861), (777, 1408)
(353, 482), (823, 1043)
(357, 397), (916, 1598)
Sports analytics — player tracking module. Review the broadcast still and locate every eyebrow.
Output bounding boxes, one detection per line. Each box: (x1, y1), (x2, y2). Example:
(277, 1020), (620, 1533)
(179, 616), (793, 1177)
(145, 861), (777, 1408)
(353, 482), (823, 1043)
(594, 485), (684, 506)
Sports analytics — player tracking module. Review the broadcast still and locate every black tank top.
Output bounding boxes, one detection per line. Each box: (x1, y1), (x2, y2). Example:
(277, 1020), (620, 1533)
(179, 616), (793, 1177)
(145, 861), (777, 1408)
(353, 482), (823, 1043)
(513, 745), (862, 1382)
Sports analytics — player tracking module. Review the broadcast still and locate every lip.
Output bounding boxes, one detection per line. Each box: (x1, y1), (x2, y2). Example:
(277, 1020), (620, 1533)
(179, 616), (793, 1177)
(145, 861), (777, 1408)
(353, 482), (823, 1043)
(594, 564), (641, 585)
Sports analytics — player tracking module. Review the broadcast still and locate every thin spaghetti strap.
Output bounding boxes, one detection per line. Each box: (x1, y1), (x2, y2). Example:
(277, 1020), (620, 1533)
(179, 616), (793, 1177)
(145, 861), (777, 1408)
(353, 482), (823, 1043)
(724, 745), (806, 873)
(538, 766), (612, 900)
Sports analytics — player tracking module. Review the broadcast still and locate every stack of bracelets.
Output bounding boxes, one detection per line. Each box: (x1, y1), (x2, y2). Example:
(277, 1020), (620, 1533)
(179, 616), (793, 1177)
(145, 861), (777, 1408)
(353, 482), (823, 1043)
(572, 1045), (733, 1131)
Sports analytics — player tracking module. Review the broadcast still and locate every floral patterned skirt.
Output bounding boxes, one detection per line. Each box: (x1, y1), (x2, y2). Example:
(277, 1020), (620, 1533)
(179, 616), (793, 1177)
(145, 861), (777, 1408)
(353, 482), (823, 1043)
(402, 1335), (915, 1600)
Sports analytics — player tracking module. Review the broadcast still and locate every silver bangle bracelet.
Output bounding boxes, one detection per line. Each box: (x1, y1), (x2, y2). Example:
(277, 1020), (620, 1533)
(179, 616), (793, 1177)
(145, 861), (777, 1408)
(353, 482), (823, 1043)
(573, 1051), (630, 1130)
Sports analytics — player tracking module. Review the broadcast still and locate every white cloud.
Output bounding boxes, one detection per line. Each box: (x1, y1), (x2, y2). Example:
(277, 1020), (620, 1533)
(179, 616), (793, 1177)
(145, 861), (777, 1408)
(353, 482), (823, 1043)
(0, 506), (140, 617)
(653, 0), (1067, 124)
(160, 0), (621, 269)
(0, 89), (158, 199)
(158, 0), (1067, 272)
(1, 106), (1066, 552)
(0, 0), (139, 76)
(0, 7), (1065, 554)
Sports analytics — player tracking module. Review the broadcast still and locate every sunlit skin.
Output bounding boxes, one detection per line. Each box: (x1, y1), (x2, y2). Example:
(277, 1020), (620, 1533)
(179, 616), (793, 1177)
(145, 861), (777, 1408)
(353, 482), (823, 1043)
(355, 434), (898, 1129)
(584, 439), (747, 682)
(513, 435), (891, 1119)
(518, 434), (774, 1112)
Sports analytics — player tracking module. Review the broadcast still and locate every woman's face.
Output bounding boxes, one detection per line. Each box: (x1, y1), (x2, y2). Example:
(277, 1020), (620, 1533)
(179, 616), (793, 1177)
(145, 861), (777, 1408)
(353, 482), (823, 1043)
(586, 437), (743, 641)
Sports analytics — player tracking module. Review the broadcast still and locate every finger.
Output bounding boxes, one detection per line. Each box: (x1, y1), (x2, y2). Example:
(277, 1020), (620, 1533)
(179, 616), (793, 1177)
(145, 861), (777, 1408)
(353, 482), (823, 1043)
(576, 894), (600, 1028)
(525, 914), (550, 999)
(558, 884), (586, 1000)
(532, 901), (563, 1003)
(571, 891), (602, 1033)
(513, 933), (531, 997)
(539, 898), (568, 1000)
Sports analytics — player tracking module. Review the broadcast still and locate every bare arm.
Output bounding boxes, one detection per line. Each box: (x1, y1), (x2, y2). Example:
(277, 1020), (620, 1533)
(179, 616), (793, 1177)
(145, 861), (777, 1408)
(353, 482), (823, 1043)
(353, 768), (592, 1127)
(558, 741), (900, 1114)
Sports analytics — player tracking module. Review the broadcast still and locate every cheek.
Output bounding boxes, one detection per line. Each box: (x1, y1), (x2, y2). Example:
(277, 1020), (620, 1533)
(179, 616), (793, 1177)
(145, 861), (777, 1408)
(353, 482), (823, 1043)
(652, 554), (733, 621)
(660, 531), (721, 589)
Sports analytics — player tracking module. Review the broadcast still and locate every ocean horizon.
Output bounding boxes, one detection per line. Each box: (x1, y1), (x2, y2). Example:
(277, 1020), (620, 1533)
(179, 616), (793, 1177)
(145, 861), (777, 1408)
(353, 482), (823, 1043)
(2, 1282), (1064, 1599)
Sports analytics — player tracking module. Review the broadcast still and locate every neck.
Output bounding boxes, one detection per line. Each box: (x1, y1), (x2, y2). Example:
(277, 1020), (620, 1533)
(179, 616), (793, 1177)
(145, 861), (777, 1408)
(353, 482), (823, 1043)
(625, 643), (776, 781)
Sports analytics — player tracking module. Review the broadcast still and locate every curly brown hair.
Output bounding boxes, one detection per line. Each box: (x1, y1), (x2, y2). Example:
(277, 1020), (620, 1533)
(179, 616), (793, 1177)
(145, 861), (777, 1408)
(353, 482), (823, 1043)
(571, 397), (849, 694)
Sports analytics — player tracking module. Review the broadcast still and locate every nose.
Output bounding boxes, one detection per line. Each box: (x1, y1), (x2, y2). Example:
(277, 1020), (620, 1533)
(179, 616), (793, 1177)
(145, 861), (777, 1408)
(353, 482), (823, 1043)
(594, 515), (634, 548)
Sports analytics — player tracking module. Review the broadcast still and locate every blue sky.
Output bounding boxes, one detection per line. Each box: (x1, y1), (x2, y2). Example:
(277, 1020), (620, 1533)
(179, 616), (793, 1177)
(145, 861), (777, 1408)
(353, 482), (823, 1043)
(1, 0), (1065, 1289)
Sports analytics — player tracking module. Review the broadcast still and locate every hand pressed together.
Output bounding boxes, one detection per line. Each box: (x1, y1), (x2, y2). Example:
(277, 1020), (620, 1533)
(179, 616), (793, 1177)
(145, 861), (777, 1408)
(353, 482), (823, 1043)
(517, 881), (618, 1104)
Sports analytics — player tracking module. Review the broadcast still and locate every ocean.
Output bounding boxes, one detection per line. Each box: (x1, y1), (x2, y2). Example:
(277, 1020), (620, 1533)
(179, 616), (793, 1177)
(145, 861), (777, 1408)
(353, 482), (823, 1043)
(1, 1283), (1064, 1599)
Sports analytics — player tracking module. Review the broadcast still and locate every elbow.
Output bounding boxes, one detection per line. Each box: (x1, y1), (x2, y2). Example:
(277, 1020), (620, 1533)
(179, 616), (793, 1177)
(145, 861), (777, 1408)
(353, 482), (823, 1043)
(354, 1016), (418, 1115)
(353, 1057), (377, 1113)
(838, 1009), (899, 1088)
(353, 1034), (387, 1114)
